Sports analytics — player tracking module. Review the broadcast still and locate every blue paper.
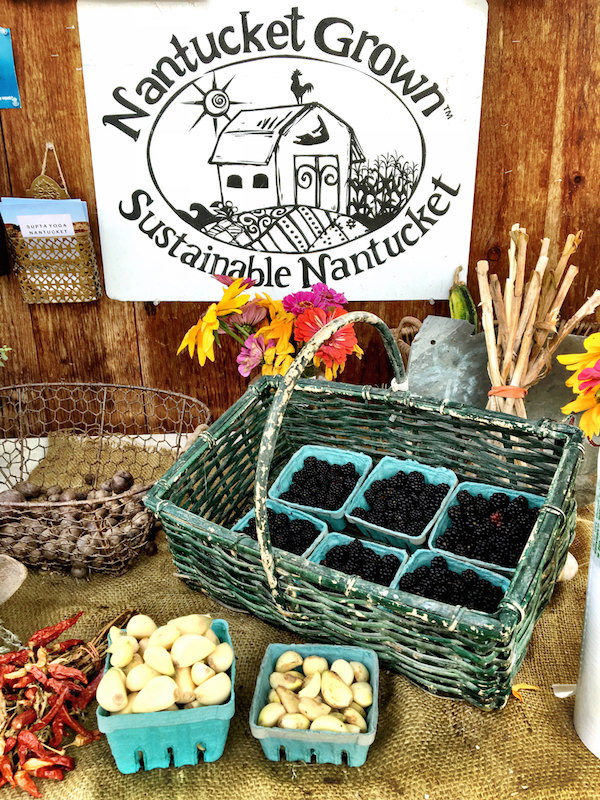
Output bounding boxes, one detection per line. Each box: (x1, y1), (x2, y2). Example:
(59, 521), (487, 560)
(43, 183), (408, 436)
(0, 28), (20, 109)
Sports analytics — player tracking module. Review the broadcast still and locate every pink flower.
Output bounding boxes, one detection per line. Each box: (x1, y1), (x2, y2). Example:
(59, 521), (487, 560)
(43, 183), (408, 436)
(578, 359), (600, 395)
(213, 274), (257, 290)
(227, 301), (267, 327)
(283, 290), (318, 315)
(311, 282), (347, 310)
(236, 334), (274, 377)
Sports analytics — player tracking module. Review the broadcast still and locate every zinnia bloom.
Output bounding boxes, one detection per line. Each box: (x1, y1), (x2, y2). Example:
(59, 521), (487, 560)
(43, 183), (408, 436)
(294, 307), (363, 380)
(236, 334), (274, 377)
(177, 278), (250, 365)
(311, 282), (347, 310)
(283, 290), (319, 315)
(227, 301), (267, 327)
(577, 359), (600, 395)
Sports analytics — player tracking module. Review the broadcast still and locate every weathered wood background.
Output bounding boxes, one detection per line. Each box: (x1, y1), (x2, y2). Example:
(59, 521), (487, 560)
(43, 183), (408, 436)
(0, 0), (599, 420)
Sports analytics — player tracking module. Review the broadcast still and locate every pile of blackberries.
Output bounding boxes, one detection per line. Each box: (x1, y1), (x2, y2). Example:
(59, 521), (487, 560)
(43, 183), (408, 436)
(435, 490), (539, 568)
(397, 555), (504, 613)
(321, 537), (402, 586)
(240, 508), (320, 555)
(350, 471), (450, 536)
(279, 456), (360, 511)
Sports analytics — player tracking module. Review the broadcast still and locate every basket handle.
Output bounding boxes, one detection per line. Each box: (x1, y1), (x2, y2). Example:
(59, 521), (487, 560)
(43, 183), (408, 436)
(253, 311), (406, 609)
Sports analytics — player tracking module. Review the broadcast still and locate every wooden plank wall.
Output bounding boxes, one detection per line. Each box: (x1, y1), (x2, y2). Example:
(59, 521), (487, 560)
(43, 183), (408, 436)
(0, 0), (599, 420)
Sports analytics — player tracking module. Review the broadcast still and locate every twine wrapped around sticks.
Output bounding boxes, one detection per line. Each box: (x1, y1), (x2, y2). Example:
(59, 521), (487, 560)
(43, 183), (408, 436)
(476, 224), (600, 418)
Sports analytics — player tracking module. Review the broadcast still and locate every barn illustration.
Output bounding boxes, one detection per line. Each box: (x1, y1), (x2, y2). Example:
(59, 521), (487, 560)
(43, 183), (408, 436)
(209, 102), (365, 215)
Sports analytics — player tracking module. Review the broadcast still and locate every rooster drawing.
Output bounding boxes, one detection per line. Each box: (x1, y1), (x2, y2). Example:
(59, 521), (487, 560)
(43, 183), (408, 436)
(291, 70), (314, 104)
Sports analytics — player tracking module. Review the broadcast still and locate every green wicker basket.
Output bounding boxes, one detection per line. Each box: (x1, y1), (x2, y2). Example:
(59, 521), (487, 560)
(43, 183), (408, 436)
(145, 312), (584, 710)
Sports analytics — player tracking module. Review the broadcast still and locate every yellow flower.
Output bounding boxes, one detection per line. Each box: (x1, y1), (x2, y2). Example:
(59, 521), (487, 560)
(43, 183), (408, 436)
(557, 332), (600, 388)
(255, 294), (296, 370)
(177, 278), (250, 366)
(561, 392), (600, 439)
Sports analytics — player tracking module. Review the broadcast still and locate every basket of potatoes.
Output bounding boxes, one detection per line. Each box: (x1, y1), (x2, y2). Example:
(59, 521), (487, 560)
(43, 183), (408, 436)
(95, 612), (235, 774)
(249, 642), (378, 766)
(0, 383), (210, 576)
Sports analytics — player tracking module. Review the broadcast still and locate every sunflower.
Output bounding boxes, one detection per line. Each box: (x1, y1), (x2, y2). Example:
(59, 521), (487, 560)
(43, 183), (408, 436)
(558, 333), (600, 438)
(177, 278), (250, 365)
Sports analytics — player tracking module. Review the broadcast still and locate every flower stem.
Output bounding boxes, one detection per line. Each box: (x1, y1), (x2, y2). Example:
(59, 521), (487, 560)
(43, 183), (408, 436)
(219, 320), (247, 346)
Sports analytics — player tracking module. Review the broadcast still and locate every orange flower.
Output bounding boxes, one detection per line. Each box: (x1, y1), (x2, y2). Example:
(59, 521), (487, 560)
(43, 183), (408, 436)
(294, 307), (363, 380)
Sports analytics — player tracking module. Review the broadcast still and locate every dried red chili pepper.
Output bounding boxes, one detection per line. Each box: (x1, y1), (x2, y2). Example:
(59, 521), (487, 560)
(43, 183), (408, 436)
(48, 638), (84, 654)
(0, 755), (16, 786)
(30, 685), (70, 732)
(28, 611), (84, 649)
(32, 766), (64, 781)
(17, 731), (74, 771)
(72, 669), (103, 709)
(47, 663), (88, 684)
(3, 737), (16, 755)
(11, 708), (37, 730)
(14, 769), (42, 798)
(0, 650), (28, 666)
(55, 705), (100, 742)
(48, 718), (64, 749)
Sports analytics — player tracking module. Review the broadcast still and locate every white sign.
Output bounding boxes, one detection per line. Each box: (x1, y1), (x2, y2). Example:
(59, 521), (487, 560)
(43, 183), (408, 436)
(16, 214), (75, 238)
(77, 0), (488, 301)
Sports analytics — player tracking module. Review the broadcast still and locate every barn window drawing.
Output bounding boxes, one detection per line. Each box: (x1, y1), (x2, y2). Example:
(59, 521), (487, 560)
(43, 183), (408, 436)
(209, 102), (364, 214)
(253, 174), (269, 188)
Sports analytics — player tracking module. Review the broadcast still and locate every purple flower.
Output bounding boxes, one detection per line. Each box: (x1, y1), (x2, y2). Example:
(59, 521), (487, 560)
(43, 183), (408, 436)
(228, 301), (267, 327)
(283, 290), (319, 315)
(236, 334), (273, 377)
(312, 282), (347, 310)
(213, 274), (257, 289)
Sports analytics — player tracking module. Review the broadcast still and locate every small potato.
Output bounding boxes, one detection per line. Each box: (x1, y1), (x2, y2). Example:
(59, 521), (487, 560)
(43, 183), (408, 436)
(343, 707), (368, 732)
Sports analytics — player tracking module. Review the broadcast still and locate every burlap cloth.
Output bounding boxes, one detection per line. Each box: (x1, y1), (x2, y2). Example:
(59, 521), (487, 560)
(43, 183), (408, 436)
(2, 507), (600, 800)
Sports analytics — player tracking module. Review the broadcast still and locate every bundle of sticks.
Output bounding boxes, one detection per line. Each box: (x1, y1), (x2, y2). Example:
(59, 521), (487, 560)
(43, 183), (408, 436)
(476, 224), (600, 418)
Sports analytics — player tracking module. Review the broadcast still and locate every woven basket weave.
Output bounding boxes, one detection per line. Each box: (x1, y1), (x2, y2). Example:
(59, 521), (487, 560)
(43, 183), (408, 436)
(145, 312), (584, 709)
(6, 229), (102, 303)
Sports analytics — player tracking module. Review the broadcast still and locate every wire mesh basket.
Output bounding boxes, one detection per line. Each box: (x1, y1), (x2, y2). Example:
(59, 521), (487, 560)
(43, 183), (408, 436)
(0, 384), (211, 576)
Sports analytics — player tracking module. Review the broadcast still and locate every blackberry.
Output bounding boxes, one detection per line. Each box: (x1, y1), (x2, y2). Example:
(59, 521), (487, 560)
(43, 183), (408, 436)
(351, 470), (450, 535)
(321, 537), (399, 586)
(280, 456), (360, 510)
(437, 490), (539, 568)
(397, 555), (504, 613)
(241, 508), (320, 555)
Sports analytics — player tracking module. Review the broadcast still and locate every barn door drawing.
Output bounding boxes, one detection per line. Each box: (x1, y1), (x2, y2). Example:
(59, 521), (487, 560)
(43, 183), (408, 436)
(294, 155), (340, 212)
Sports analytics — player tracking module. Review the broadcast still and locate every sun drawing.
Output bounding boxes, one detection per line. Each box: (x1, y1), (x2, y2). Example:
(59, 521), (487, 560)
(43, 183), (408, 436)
(184, 74), (241, 133)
